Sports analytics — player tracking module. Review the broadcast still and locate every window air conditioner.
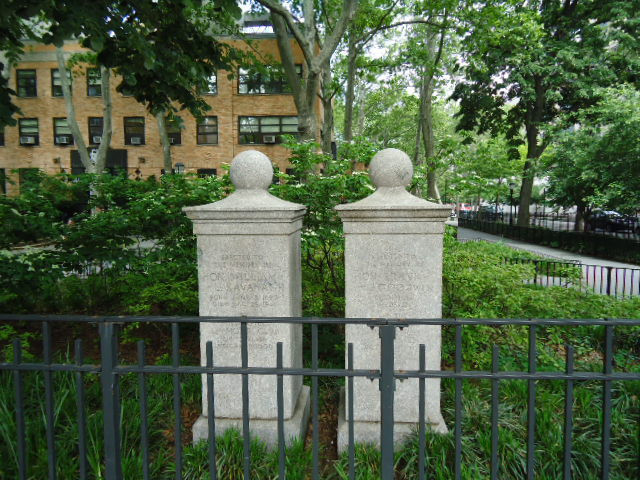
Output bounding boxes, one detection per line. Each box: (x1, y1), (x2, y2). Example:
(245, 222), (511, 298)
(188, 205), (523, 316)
(263, 135), (276, 144)
(130, 137), (142, 145)
(56, 136), (70, 144)
(92, 136), (102, 144)
(20, 136), (35, 145)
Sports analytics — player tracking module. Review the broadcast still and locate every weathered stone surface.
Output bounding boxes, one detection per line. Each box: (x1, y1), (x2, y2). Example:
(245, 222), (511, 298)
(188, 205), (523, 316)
(193, 386), (310, 447)
(184, 150), (308, 447)
(335, 148), (450, 452)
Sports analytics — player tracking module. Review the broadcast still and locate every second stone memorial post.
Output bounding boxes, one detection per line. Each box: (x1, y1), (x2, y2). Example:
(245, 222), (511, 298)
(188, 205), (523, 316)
(335, 148), (451, 451)
(184, 150), (309, 447)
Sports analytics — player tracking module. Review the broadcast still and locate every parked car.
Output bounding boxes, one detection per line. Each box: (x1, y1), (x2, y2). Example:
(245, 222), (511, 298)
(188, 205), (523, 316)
(585, 210), (638, 233)
(478, 204), (503, 221)
(456, 203), (473, 218)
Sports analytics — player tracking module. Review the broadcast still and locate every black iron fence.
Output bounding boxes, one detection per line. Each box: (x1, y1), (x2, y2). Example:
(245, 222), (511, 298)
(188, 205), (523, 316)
(504, 257), (640, 298)
(459, 213), (640, 264)
(1, 314), (639, 480)
(469, 209), (640, 240)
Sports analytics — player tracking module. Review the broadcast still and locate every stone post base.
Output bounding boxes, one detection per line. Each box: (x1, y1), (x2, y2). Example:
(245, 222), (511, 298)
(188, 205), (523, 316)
(336, 388), (447, 453)
(192, 385), (310, 449)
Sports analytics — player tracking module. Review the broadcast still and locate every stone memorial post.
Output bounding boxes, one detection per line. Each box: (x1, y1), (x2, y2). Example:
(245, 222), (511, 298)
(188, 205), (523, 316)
(184, 150), (309, 447)
(335, 148), (450, 451)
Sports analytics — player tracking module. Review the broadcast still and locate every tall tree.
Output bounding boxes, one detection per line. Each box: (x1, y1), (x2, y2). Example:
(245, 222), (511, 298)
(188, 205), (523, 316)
(341, 0), (450, 142)
(155, 112), (173, 173)
(56, 48), (113, 173)
(546, 85), (640, 228)
(413, 21), (447, 201)
(452, 0), (640, 226)
(256, 0), (359, 142)
(1, 1), (244, 127)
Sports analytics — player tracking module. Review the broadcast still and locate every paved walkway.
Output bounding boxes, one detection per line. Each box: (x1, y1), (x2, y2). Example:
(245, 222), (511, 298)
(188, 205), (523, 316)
(449, 220), (639, 268)
(449, 221), (640, 297)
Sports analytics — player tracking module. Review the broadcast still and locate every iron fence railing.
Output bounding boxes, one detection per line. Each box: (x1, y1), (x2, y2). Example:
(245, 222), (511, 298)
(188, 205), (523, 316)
(462, 209), (640, 239)
(458, 213), (640, 264)
(1, 314), (639, 480)
(503, 257), (640, 298)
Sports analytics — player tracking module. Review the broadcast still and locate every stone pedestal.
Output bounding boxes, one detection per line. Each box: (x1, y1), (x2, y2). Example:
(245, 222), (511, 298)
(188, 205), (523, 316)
(335, 148), (450, 452)
(184, 150), (309, 448)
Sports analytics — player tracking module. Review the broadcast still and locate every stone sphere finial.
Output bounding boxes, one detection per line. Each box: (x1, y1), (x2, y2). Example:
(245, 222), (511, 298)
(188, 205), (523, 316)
(230, 150), (273, 190)
(369, 148), (413, 188)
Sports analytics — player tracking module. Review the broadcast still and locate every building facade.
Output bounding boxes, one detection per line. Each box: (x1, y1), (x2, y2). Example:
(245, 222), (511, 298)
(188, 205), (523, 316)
(0, 29), (319, 194)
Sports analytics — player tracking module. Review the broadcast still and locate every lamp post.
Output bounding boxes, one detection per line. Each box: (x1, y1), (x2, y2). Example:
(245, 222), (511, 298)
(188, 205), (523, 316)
(509, 182), (516, 226)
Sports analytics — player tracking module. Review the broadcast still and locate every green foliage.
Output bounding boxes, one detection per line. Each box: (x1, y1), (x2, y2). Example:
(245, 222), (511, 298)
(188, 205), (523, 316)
(183, 431), (310, 479)
(0, 159), (639, 478)
(0, 172), (226, 316)
(545, 86), (640, 213)
(0, 172), (72, 248)
(442, 229), (640, 320)
(0, 250), (65, 313)
(1, 0), (246, 123)
(272, 138), (374, 316)
(453, 1), (640, 150)
(333, 376), (639, 479)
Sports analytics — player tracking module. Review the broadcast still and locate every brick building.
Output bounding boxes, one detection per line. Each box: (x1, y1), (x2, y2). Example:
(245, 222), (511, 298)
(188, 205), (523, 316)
(0, 23), (321, 194)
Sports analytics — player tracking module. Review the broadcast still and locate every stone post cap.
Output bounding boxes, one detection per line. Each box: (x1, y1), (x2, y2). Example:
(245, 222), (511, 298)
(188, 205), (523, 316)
(183, 150), (306, 221)
(335, 148), (450, 219)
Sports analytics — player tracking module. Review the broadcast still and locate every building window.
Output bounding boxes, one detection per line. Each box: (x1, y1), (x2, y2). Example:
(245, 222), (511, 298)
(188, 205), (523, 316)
(197, 168), (217, 177)
(88, 117), (103, 144)
(0, 127), (4, 146)
(166, 117), (182, 145)
(19, 118), (39, 146)
(51, 69), (72, 97)
(204, 73), (217, 95)
(0, 169), (6, 194)
(124, 117), (145, 145)
(53, 118), (74, 146)
(16, 70), (37, 97)
(87, 68), (102, 96)
(238, 64), (302, 94)
(196, 116), (218, 145)
(238, 116), (298, 144)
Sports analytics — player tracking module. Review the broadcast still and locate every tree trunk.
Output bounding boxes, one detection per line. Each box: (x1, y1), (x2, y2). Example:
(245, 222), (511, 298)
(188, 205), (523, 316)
(270, 12), (319, 143)
(413, 103), (422, 165)
(518, 77), (546, 227)
(419, 70), (441, 203)
(320, 59), (334, 155)
(56, 46), (93, 172)
(343, 33), (357, 142)
(518, 161), (535, 226)
(155, 112), (172, 171)
(518, 120), (542, 227)
(94, 66), (112, 173)
(574, 201), (585, 232)
(355, 84), (366, 137)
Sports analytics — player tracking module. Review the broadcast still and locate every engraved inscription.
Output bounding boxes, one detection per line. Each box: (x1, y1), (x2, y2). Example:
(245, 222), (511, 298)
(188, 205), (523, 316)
(207, 254), (284, 307)
(353, 249), (426, 310)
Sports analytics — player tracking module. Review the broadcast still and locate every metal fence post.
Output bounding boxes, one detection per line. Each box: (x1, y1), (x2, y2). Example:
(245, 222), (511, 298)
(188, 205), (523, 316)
(379, 324), (396, 480)
(605, 267), (613, 296)
(100, 322), (123, 480)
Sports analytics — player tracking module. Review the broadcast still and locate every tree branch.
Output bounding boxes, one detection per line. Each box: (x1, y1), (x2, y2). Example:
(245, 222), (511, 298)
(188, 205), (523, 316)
(359, 18), (448, 48)
(271, 12), (304, 103)
(315, 0), (359, 68)
(257, 0), (312, 61)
